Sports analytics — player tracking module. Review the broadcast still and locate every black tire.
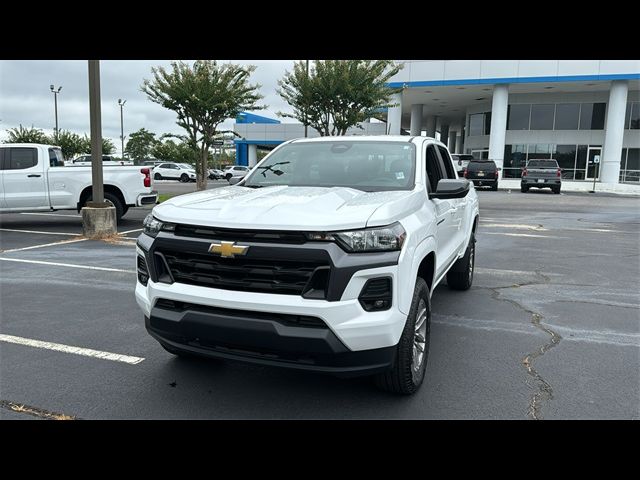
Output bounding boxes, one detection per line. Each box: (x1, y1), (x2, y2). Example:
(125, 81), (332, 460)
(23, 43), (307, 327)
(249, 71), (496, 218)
(85, 191), (125, 222)
(447, 232), (475, 291)
(521, 185), (529, 193)
(225, 173), (232, 181)
(553, 186), (561, 194)
(154, 173), (162, 180)
(375, 278), (430, 395)
(491, 182), (498, 191)
(180, 173), (189, 183)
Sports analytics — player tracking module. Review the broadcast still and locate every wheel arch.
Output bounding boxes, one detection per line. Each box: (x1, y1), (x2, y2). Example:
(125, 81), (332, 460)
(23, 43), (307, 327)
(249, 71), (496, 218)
(77, 184), (126, 211)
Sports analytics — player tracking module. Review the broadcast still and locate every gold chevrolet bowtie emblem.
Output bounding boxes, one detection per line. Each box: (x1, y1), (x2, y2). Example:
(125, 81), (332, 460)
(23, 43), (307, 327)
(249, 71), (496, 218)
(208, 241), (249, 258)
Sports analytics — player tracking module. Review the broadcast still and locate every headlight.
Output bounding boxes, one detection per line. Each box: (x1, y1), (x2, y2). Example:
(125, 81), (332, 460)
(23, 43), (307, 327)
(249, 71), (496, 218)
(306, 222), (406, 253)
(143, 213), (175, 237)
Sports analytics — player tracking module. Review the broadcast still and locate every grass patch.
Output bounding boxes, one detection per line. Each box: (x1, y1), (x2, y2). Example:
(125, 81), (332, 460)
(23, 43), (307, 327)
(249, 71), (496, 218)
(157, 193), (177, 203)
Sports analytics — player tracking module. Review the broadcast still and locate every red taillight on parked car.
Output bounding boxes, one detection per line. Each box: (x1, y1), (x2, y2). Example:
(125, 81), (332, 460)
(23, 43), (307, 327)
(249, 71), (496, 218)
(141, 168), (151, 188)
(463, 168), (468, 178)
(495, 169), (499, 178)
(522, 168), (528, 177)
(557, 168), (562, 177)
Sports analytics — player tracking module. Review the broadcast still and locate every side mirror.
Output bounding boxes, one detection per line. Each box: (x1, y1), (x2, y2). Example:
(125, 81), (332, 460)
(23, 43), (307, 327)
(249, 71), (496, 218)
(430, 179), (471, 200)
(228, 176), (242, 185)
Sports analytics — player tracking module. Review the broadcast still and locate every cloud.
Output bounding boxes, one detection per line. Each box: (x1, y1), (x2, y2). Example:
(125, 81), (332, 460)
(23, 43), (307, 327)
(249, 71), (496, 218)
(0, 60), (297, 154)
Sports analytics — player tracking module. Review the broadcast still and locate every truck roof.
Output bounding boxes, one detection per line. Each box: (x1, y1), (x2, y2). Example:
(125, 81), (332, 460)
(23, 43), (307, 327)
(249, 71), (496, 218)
(290, 135), (437, 143)
(0, 143), (60, 148)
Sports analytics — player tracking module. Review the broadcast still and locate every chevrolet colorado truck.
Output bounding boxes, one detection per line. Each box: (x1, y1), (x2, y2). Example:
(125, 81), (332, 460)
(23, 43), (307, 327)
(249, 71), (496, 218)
(0, 143), (157, 221)
(136, 136), (479, 394)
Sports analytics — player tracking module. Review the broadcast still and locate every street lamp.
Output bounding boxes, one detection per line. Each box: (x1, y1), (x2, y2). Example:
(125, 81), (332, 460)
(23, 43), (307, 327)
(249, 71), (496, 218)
(118, 99), (126, 158)
(50, 84), (62, 139)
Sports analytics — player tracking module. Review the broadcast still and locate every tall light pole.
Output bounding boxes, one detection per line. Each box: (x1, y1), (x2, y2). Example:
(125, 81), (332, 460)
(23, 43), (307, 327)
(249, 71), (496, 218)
(50, 84), (62, 139)
(118, 99), (126, 158)
(304, 60), (309, 138)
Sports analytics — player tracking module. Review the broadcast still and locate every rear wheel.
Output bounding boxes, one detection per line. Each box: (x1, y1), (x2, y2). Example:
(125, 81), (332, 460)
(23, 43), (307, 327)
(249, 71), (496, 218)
(154, 173), (162, 180)
(85, 192), (125, 222)
(553, 186), (561, 194)
(521, 185), (529, 193)
(491, 182), (498, 191)
(375, 278), (430, 395)
(447, 232), (475, 291)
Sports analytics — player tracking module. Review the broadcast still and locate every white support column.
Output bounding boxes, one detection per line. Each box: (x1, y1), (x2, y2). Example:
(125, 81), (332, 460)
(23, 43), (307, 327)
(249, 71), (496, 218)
(448, 130), (457, 152)
(440, 124), (449, 145)
(248, 144), (258, 167)
(488, 84), (509, 176)
(387, 92), (403, 135)
(601, 80), (629, 184)
(410, 104), (424, 136)
(425, 115), (437, 138)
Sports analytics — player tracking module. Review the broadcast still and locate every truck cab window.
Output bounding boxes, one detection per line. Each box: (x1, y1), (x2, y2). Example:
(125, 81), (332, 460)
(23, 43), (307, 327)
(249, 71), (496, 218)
(9, 148), (37, 170)
(425, 145), (443, 193)
(437, 146), (456, 179)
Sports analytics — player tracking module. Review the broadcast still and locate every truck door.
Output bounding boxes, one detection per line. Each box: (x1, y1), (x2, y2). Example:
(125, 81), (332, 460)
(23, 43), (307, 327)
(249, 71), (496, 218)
(435, 145), (467, 252)
(425, 144), (456, 278)
(2, 146), (49, 209)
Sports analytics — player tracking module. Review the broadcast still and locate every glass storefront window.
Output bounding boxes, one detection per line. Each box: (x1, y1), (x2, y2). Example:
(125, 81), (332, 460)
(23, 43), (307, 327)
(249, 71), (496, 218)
(631, 103), (640, 130)
(555, 145), (577, 179)
(529, 144), (553, 160)
(554, 104), (580, 130)
(503, 144), (527, 178)
(469, 113), (484, 136)
(507, 104), (531, 130)
(621, 148), (640, 183)
(579, 103), (606, 130)
(530, 104), (555, 130)
(484, 112), (491, 135)
(625, 103), (632, 129)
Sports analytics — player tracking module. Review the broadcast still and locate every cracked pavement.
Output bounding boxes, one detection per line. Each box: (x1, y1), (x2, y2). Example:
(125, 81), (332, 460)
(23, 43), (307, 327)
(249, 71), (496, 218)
(1, 190), (639, 419)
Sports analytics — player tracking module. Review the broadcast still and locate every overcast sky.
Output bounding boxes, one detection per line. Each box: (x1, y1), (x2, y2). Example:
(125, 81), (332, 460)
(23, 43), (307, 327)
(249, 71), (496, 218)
(0, 60), (296, 154)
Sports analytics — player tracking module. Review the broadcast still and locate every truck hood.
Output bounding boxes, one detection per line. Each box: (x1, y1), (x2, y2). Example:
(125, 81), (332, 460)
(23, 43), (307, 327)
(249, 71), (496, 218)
(153, 185), (425, 231)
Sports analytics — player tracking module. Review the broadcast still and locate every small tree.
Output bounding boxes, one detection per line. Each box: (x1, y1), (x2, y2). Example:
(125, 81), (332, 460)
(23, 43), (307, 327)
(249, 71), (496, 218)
(79, 135), (115, 155)
(125, 128), (157, 162)
(152, 138), (194, 164)
(142, 60), (265, 190)
(278, 60), (402, 136)
(4, 125), (51, 144)
(53, 130), (85, 160)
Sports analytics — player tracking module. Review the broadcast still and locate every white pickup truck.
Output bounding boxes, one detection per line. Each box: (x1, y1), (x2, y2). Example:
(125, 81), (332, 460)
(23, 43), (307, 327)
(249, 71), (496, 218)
(0, 143), (157, 221)
(136, 136), (479, 394)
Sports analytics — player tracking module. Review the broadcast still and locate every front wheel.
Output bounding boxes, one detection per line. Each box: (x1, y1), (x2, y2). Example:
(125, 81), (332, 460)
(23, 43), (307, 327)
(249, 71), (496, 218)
(154, 173), (162, 180)
(180, 173), (189, 183)
(447, 232), (475, 291)
(553, 186), (561, 194)
(375, 278), (430, 395)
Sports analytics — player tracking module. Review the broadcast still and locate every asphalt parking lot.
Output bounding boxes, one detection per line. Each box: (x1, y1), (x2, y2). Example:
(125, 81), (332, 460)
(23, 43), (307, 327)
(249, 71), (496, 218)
(1, 185), (639, 420)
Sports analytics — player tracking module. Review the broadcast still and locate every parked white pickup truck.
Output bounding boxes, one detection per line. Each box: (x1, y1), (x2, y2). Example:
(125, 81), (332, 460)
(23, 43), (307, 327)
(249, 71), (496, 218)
(0, 144), (157, 221)
(136, 136), (479, 394)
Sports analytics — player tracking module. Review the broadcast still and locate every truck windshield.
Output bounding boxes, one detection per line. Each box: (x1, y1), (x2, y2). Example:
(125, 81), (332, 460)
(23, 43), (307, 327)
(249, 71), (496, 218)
(243, 141), (416, 192)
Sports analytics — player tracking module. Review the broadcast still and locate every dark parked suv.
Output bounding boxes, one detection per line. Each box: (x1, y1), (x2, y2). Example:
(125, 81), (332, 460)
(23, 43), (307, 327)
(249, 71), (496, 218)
(464, 159), (499, 190)
(521, 159), (562, 194)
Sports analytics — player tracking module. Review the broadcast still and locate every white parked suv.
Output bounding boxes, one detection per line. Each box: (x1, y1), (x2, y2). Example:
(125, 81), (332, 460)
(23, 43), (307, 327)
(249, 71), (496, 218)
(223, 165), (249, 181)
(136, 136), (479, 394)
(153, 162), (196, 182)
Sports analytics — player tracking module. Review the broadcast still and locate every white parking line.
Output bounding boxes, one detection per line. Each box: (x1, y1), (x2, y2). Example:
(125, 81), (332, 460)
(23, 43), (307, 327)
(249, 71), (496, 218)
(20, 212), (82, 218)
(0, 228), (80, 236)
(0, 334), (144, 364)
(119, 228), (143, 235)
(1, 237), (89, 253)
(482, 232), (567, 239)
(0, 257), (135, 273)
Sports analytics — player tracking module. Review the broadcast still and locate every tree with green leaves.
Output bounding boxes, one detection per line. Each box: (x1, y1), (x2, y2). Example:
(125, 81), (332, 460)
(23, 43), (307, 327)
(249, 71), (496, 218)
(142, 60), (265, 190)
(125, 128), (157, 162)
(79, 135), (115, 156)
(152, 138), (195, 164)
(277, 60), (402, 136)
(4, 125), (50, 144)
(53, 130), (85, 160)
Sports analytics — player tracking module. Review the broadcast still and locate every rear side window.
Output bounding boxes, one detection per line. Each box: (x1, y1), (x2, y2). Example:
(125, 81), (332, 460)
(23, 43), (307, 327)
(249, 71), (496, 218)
(468, 161), (497, 170)
(8, 148), (38, 170)
(49, 148), (64, 166)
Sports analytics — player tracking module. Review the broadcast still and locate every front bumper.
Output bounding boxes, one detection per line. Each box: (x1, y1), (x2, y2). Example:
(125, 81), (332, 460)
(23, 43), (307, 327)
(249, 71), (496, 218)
(136, 191), (158, 207)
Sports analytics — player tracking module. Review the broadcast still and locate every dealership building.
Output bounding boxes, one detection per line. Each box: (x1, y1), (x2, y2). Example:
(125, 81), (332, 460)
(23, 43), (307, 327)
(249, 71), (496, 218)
(234, 60), (640, 184)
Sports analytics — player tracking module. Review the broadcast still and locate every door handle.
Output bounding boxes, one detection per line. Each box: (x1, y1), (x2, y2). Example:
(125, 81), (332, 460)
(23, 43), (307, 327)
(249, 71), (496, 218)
(28, 174), (41, 177)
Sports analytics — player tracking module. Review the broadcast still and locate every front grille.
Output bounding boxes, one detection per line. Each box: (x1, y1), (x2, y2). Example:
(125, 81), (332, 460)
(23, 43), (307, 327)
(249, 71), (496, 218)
(158, 247), (329, 296)
(174, 224), (307, 244)
(137, 255), (149, 286)
(155, 298), (327, 329)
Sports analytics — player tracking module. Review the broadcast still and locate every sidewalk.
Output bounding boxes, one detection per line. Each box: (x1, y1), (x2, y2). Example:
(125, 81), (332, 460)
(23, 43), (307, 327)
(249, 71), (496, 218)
(497, 179), (640, 196)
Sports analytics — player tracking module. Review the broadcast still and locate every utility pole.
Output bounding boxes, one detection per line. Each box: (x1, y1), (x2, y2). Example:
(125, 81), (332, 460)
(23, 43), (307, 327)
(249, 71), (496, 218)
(88, 61), (104, 204)
(118, 99), (126, 159)
(304, 60), (309, 138)
(50, 84), (62, 140)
